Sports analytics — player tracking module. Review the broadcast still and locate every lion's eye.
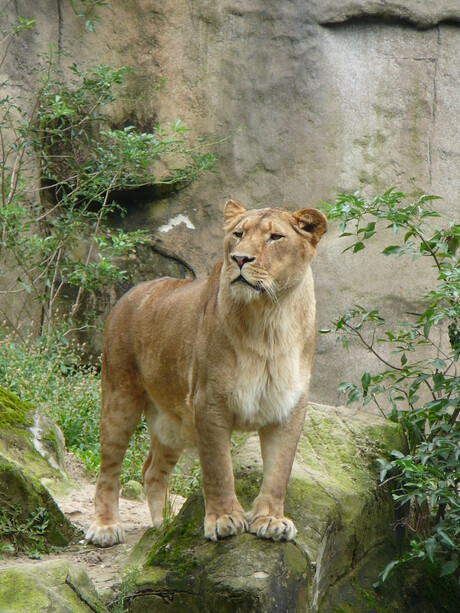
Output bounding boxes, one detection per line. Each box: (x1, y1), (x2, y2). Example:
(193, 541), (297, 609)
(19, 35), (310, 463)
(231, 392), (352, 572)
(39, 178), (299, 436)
(270, 233), (284, 241)
(233, 231), (243, 239)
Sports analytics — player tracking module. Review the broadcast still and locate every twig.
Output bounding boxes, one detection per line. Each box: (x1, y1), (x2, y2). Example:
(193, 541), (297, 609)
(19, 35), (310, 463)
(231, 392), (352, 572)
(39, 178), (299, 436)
(70, 173), (118, 318)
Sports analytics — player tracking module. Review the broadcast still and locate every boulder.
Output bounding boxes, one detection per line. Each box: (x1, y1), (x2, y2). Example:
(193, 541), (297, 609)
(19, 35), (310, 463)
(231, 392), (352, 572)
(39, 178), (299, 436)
(0, 387), (80, 550)
(123, 403), (407, 611)
(0, 560), (107, 613)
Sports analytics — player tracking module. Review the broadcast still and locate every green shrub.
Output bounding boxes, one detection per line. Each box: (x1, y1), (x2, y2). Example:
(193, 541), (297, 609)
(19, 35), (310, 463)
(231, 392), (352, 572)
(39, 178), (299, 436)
(321, 189), (459, 582)
(1, 21), (217, 337)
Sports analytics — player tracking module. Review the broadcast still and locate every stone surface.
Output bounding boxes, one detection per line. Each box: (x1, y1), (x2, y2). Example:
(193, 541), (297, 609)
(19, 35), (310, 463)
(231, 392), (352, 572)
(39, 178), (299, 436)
(0, 560), (107, 613)
(1, 2), (460, 403)
(312, 0), (460, 28)
(0, 387), (79, 549)
(0, 387), (72, 497)
(121, 480), (145, 502)
(125, 403), (405, 611)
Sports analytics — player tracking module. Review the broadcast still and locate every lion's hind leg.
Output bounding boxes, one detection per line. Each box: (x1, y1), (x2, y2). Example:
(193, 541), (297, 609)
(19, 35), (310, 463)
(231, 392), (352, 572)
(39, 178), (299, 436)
(142, 438), (181, 529)
(143, 406), (182, 529)
(86, 386), (145, 547)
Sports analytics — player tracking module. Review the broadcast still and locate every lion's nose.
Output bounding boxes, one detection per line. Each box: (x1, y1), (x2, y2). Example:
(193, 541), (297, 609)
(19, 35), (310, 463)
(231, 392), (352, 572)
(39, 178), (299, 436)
(231, 254), (255, 269)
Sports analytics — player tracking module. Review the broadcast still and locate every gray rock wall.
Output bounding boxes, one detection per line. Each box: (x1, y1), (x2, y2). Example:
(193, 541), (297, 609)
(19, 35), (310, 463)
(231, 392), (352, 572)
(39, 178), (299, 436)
(1, 1), (460, 403)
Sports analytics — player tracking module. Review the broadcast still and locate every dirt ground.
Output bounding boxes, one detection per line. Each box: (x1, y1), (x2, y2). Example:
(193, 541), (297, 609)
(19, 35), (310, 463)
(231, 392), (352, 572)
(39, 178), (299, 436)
(0, 453), (184, 597)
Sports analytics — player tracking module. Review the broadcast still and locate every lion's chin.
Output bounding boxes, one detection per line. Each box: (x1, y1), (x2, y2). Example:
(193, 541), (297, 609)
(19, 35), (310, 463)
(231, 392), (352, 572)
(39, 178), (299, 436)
(230, 279), (263, 303)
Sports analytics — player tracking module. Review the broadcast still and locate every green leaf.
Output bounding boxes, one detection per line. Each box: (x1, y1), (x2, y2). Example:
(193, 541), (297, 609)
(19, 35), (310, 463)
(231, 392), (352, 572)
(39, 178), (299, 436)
(437, 530), (456, 549)
(352, 241), (365, 253)
(425, 537), (437, 563)
(377, 559), (399, 585)
(361, 371), (371, 392)
(382, 245), (403, 256)
(440, 560), (458, 577)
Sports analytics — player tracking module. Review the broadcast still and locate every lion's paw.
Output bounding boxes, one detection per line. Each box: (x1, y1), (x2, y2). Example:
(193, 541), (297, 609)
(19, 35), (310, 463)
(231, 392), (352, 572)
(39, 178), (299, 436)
(85, 521), (125, 547)
(204, 511), (248, 541)
(247, 515), (297, 541)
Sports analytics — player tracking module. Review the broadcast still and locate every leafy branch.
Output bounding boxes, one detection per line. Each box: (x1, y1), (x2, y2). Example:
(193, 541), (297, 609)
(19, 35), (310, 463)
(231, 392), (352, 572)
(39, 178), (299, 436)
(0, 31), (218, 339)
(321, 189), (459, 582)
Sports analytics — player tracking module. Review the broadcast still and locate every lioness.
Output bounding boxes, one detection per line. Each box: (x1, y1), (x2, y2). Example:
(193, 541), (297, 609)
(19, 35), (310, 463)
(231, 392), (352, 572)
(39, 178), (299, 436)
(86, 199), (327, 547)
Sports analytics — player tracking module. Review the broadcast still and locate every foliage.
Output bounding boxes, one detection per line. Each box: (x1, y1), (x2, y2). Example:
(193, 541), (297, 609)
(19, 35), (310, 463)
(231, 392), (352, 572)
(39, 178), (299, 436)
(320, 189), (459, 583)
(109, 565), (141, 613)
(170, 455), (202, 499)
(0, 331), (144, 484)
(0, 504), (50, 558)
(69, 0), (110, 31)
(0, 331), (205, 499)
(0, 25), (216, 339)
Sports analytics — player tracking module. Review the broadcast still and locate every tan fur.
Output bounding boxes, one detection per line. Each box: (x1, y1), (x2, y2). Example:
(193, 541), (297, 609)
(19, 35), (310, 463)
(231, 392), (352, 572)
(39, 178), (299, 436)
(85, 200), (327, 546)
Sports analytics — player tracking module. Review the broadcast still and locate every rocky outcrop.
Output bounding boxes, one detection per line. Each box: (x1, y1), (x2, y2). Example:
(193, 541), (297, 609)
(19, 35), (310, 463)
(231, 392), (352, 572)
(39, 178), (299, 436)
(0, 387), (79, 550)
(124, 403), (406, 612)
(313, 0), (460, 29)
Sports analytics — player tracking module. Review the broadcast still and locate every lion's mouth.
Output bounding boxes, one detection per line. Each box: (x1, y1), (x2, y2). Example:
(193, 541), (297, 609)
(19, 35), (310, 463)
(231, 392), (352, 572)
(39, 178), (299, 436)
(231, 275), (264, 293)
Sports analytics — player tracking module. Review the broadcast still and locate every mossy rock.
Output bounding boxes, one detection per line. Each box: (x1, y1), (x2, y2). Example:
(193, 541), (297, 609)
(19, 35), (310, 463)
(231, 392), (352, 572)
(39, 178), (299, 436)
(125, 403), (410, 611)
(0, 457), (79, 548)
(321, 546), (460, 613)
(0, 560), (107, 612)
(0, 386), (72, 497)
(128, 493), (309, 612)
(0, 387), (80, 551)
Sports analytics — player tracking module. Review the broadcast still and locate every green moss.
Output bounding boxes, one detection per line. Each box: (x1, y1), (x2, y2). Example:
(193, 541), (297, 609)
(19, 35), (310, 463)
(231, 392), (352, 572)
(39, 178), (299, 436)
(41, 426), (62, 465)
(234, 471), (261, 508)
(0, 561), (107, 612)
(0, 387), (33, 429)
(0, 570), (49, 611)
(0, 386), (73, 498)
(0, 456), (80, 549)
(146, 492), (205, 573)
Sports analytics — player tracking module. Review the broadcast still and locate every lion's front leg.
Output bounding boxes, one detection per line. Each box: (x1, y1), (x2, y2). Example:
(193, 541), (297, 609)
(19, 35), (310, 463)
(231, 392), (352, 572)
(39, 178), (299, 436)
(247, 404), (306, 542)
(195, 402), (247, 541)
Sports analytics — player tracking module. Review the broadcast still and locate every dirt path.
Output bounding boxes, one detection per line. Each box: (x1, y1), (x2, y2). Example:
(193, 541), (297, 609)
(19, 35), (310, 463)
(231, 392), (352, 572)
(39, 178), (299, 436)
(0, 453), (184, 597)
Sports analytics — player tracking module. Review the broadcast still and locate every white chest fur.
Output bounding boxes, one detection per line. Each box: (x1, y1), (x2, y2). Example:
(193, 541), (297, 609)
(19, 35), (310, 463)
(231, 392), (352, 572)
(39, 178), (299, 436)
(231, 347), (307, 428)
(220, 272), (315, 430)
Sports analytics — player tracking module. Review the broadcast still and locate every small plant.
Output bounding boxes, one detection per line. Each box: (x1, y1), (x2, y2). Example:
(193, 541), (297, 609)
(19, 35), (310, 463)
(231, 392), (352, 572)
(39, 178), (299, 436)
(69, 0), (110, 31)
(0, 503), (50, 557)
(320, 189), (459, 582)
(109, 565), (141, 613)
(169, 455), (202, 499)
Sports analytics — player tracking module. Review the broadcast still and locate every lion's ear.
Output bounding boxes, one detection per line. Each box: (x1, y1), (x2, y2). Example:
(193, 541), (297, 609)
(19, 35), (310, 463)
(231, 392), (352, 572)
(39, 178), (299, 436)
(224, 199), (247, 224)
(292, 208), (327, 247)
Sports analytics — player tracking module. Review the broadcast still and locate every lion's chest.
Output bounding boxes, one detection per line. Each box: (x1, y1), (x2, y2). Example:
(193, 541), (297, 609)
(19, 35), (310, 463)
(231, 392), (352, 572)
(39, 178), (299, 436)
(230, 347), (307, 428)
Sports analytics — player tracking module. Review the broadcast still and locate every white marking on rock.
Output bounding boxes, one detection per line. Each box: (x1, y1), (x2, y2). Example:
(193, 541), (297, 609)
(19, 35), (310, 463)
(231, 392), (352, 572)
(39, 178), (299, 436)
(158, 214), (195, 233)
(30, 411), (66, 477)
(253, 571), (270, 579)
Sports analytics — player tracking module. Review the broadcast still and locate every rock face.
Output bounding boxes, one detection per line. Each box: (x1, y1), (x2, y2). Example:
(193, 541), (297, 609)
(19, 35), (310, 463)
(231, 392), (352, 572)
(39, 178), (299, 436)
(0, 387), (79, 550)
(2, 1), (460, 402)
(125, 404), (406, 612)
(0, 560), (107, 613)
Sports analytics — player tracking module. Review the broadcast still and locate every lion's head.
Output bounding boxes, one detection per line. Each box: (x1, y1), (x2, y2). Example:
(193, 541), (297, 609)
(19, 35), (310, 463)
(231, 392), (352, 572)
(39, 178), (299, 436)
(222, 199), (327, 303)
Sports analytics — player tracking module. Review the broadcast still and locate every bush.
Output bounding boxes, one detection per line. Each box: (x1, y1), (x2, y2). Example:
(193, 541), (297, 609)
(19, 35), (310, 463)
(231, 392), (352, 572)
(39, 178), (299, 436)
(320, 189), (459, 582)
(1, 20), (217, 338)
